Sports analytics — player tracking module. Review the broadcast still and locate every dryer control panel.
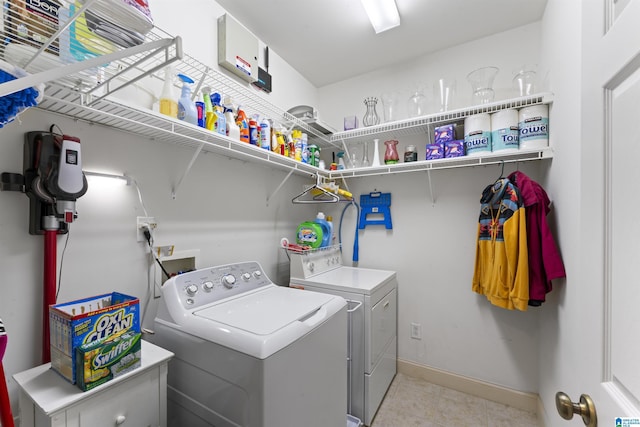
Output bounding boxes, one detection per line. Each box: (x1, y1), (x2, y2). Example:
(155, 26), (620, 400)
(289, 245), (343, 280)
(162, 261), (272, 310)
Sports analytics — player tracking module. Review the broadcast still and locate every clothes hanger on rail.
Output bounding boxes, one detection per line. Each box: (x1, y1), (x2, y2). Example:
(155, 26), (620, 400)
(291, 174), (340, 204)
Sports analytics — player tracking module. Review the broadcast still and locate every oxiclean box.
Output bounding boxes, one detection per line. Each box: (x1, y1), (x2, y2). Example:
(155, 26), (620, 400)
(49, 292), (140, 384)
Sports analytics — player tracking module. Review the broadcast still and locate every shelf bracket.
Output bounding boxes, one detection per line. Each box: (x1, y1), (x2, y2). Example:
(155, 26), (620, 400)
(172, 141), (206, 199)
(267, 169), (295, 206)
(86, 37), (183, 106)
(0, 37), (182, 99)
(427, 168), (436, 206)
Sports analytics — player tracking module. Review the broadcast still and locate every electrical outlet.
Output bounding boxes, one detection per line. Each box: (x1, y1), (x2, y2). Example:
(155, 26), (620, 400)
(137, 216), (157, 242)
(410, 322), (422, 340)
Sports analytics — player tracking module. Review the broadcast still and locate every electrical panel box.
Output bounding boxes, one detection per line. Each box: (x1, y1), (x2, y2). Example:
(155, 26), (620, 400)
(217, 14), (258, 83)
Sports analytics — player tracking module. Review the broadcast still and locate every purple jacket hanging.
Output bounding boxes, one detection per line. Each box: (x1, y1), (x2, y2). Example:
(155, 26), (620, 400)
(508, 171), (566, 306)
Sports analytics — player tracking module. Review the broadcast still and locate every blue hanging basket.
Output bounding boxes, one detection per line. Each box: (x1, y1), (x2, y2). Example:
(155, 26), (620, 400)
(0, 59), (45, 128)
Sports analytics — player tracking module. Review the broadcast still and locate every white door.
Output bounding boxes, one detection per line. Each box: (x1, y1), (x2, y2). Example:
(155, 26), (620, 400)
(566, 0), (640, 424)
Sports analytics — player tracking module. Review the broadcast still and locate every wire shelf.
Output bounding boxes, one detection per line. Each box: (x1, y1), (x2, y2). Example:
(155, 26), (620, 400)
(331, 93), (553, 144)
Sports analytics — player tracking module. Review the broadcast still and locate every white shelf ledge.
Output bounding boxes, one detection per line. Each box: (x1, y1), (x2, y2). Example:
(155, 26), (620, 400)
(328, 147), (553, 179)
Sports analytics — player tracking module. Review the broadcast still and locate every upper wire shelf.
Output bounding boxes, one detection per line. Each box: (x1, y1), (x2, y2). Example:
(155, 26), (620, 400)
(0, 0), (335, 147)
(331, 92), (554, 144)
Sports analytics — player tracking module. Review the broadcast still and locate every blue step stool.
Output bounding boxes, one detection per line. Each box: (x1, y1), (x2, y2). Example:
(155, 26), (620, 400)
(359, 192), (392, 229)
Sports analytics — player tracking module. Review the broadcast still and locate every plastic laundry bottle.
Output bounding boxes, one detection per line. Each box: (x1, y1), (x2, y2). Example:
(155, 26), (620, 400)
(159, 66), (178, 118)
(211, 92), (227, 136)
(236, 108), (250, 143)
(326, 215), (336, 246)
(315, 212), (333, 248)
(225, 108), (241, 141)
(177, 74), (198, 126)
(202, 86), (215, 130)
(260, 117), (271, 150)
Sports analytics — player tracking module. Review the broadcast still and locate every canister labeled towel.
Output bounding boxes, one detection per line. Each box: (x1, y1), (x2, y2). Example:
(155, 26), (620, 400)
(519, 105), (549, 149)
(464, 113), (491, 156)
(491, 109), (519, 152)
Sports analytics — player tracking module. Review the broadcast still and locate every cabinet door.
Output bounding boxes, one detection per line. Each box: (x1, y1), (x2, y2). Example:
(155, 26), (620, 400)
(368, 288), (397, 373)
(66, 368), (161, 427)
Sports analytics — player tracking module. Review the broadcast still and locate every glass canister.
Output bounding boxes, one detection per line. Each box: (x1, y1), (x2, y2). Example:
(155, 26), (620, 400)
(404, 145), (417, 162)
(384, 140), (399, 164)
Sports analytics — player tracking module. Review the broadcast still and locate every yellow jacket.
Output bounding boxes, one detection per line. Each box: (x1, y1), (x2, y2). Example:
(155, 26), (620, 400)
(472, 179), (529, 311)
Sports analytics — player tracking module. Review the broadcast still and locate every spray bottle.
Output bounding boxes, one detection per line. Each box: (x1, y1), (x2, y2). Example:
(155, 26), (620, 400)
(177, 74), (198, 126)
(159, 66), (178, 118)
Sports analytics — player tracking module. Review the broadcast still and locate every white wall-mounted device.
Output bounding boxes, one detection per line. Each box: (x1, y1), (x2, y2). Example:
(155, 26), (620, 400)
(217, 14), (259, 83)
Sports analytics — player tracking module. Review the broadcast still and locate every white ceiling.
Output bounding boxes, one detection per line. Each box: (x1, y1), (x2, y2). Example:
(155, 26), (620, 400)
(215, 0), (548, 88)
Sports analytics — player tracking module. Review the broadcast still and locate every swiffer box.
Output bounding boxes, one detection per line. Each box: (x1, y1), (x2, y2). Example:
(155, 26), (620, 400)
(76, 330), (142, 391)
(49, 292), (140, 384)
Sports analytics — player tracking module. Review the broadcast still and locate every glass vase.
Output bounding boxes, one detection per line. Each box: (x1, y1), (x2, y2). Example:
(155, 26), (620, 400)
(363, 97), (380, 127)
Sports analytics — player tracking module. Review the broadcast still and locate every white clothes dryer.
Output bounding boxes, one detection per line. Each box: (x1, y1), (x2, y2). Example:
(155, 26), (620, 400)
(289, 246), (397, 426)
(151, 261), (347, 427)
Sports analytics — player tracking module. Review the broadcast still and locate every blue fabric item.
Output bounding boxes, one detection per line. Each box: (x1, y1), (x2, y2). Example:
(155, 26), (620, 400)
(0, 69), (41, 128)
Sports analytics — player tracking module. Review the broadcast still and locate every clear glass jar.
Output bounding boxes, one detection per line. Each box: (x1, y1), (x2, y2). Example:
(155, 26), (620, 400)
(404, 145), (417, 162)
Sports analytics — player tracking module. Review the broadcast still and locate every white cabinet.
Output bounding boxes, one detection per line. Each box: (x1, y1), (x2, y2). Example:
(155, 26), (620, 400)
(13, 340), (173, 427)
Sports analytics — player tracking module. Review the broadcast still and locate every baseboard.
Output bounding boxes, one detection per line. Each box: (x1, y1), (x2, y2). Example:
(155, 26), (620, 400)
(397, 359), (539, 414)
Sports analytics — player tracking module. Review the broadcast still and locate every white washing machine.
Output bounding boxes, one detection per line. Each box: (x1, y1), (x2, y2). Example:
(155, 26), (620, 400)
(151, 261), (347, 427)
(289, 246), (397, 426)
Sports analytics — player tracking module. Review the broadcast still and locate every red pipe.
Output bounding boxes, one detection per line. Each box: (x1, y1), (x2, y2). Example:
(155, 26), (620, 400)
(42, 229), (57, 364)
(0, 363), (15, 427)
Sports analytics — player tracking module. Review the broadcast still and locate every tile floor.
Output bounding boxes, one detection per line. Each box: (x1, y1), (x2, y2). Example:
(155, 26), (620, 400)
(370, 373), (539, 427)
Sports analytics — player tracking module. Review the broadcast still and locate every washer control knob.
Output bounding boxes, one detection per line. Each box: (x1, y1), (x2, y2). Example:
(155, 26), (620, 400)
(203, 281), (214, 291)
(186, 284), (198, 296)
(308, 262), (315, 273)
(222, 274), (236, 288)
(242, 273), (251, 281)
(253, 270), (262, 278)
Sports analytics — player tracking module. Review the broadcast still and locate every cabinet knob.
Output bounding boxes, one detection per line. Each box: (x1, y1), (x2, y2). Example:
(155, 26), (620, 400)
(115, 414), (126, 425)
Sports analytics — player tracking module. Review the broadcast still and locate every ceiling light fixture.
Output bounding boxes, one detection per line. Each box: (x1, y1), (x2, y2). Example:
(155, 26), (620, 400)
(360, 0), (400, 34)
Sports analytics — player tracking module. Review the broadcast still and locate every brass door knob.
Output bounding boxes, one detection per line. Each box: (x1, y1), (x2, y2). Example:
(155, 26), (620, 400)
(556, 392), (597, 427)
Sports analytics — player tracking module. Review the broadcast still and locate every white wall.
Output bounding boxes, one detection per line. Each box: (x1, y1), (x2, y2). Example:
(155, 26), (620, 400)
(536, 0), (584, 425)
(318, 23), (548, 393)
(318, 22), (542, 132)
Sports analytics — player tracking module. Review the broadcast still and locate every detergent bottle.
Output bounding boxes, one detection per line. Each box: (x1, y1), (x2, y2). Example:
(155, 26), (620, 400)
(211, 92), (227, 135)
(315, 212), (333, 248)
(249, 115), (259, 145)
(260, 117), (272, 150)
(296, 221), (323, 249)
(202, 86), (215, 131)
(236, 108), (250, 143)
(177, 74), (198, 126)
(225, 107), (240, 140)
(159, 65), (178, 118)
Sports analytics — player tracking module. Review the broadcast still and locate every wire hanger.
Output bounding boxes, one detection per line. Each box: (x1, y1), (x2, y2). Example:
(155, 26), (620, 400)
(291, 174), (340, 204)
(496, 160), (505, 180)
